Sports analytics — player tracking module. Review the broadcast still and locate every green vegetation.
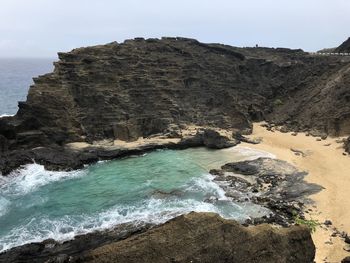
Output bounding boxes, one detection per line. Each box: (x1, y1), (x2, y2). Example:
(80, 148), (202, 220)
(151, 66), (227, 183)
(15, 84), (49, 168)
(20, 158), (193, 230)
(294, 215), (320, 233)
(273, 99), (283, 106)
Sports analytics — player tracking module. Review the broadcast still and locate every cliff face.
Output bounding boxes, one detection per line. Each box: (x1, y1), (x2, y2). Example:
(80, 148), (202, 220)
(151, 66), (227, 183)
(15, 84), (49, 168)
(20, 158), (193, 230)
(1, 37), (350, 151)
(0, 212), (316, 263)
(335, 37), (350, 53)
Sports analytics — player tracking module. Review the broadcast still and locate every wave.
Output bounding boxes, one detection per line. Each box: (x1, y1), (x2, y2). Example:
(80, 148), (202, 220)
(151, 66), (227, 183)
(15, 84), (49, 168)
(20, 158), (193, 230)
(225, 145), (276, 160)
(0, 197), (10, 217)
(0, 113), (14, 118)
(0, 171), (269, 252)
(0, 148), (272, 252)
(0, 197), (223, 252)
(0, 163), (86, 197)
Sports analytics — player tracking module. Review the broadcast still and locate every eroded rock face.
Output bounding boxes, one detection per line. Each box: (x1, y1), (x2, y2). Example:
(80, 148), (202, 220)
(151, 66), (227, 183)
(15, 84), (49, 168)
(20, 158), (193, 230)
(210, 158), (323, 226)
(1, 37), (350, 153)
(0, 212), (316, 263)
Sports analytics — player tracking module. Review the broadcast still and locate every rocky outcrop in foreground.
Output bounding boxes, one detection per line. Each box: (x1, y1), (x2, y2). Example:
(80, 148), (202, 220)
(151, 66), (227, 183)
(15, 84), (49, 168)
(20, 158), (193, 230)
(210, 158), (323, 226)
(0, 212), (315, 263)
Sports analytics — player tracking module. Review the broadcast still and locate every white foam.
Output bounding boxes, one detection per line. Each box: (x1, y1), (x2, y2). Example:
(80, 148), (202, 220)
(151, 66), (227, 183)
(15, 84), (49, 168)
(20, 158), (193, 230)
(0, 197), (223, 252)
(225, 146), (276, 160)
(0, 148), (273, 252)
(0, 163), (86, 196)
(0, 114), (14, 118)
(0, 197), (10, 217)
(186, 173), (229, 201)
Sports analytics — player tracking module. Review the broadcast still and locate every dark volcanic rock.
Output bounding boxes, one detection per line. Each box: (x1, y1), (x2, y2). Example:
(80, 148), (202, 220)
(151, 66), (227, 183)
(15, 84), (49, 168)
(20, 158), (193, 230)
(1, 37), (350, 157)
(0, 212), (316, 263)
(211, 158), (323, 226)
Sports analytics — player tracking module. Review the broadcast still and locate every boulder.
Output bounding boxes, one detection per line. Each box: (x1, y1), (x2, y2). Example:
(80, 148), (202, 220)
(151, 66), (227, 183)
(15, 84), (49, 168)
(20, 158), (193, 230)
(202, 129), (239, 149)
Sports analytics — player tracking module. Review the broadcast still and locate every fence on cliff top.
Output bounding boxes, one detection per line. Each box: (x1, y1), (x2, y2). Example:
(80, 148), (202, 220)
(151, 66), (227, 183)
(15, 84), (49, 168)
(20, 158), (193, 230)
(309, 52), (350, 56)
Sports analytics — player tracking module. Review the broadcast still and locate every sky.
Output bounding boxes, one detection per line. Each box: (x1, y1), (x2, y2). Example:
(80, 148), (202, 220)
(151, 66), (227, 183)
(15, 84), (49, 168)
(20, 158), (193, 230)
(0, 0), (349, 58)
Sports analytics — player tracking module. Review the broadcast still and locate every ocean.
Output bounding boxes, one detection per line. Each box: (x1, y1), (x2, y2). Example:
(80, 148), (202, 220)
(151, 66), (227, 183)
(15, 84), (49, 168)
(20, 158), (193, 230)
(0, 58), (54, 116)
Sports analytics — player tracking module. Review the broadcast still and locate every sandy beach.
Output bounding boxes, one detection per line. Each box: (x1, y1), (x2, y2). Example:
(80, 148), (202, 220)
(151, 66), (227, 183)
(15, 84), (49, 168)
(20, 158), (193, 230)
(243, 123), (350, 263)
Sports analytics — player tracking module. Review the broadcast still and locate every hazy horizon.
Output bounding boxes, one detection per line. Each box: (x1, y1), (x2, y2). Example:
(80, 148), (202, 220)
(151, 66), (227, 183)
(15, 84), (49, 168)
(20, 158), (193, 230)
(1, 0), (349, 58)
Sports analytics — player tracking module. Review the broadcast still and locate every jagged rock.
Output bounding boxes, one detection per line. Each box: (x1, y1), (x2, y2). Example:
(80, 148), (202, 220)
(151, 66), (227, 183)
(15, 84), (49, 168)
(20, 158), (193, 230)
(0, 212), (315, 263)
(211, 158), (323, 225)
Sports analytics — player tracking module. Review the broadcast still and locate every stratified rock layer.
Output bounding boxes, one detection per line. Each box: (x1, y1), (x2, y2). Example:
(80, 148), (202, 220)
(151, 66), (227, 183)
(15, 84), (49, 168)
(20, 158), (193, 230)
(1, 37), (350, 154)
(0, 212), (316, 263)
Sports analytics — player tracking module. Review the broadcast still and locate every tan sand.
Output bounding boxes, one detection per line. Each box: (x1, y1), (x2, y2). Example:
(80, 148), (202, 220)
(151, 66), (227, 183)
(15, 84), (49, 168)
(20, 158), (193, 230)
(67, 137), (181, 151)
(243, 123), (350, 263)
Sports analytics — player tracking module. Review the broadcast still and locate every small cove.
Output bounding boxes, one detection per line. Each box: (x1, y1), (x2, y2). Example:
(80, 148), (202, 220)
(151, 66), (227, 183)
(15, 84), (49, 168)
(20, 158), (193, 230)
(0, 146), (274, 252)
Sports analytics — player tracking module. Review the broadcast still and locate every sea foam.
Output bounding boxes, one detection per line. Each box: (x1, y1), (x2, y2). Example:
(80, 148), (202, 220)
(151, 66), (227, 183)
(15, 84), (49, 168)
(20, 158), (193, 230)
(0, 163), (86, 196)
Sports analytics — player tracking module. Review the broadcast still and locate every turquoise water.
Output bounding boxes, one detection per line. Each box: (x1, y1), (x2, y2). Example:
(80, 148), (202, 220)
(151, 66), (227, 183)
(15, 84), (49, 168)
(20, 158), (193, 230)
(0, 147), (273, 252)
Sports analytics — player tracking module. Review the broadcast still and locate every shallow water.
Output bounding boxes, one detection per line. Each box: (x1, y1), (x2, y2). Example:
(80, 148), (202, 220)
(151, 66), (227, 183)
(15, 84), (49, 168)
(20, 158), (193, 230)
(0, 147), (274, 252)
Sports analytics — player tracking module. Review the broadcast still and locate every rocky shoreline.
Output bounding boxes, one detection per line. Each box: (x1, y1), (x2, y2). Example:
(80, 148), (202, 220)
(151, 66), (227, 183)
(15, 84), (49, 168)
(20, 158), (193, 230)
(0, 212), (316, 263)
(0, 128), (239, 175)
(1, 37), (350, 262)
(0, 142), (322, 262)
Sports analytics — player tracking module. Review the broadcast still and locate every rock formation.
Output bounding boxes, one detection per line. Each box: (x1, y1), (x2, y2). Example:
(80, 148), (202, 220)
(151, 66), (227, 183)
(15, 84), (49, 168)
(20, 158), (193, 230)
(335, 37), (350, 53)
(1, 37), (350, 160)
(0, 212), (316, 263)
(210, 157), (323, 226)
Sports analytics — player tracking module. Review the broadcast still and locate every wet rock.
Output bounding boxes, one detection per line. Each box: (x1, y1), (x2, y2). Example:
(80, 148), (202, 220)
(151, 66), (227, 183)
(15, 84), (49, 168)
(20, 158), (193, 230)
(211, 158), (323, 226)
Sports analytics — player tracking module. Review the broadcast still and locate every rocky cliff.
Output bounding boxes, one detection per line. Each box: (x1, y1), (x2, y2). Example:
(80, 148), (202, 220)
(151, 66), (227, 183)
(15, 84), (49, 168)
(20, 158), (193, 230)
(0, 212), (316, 263)
(1, 37), (350, 168)
(335, 37), (350, 53)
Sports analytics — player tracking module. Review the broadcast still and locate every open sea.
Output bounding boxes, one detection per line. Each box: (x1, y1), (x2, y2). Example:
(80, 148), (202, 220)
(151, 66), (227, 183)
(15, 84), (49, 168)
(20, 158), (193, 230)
(0, 58), (54, 116)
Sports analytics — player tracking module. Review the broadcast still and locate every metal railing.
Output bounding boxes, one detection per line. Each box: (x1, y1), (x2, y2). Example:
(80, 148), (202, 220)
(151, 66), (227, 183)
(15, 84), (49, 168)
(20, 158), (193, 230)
(309, 52), (350, 56)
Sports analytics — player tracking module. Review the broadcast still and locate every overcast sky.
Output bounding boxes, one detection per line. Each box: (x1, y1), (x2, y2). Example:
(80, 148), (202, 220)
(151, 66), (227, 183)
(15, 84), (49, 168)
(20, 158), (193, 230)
(0, 0), (349, 58)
